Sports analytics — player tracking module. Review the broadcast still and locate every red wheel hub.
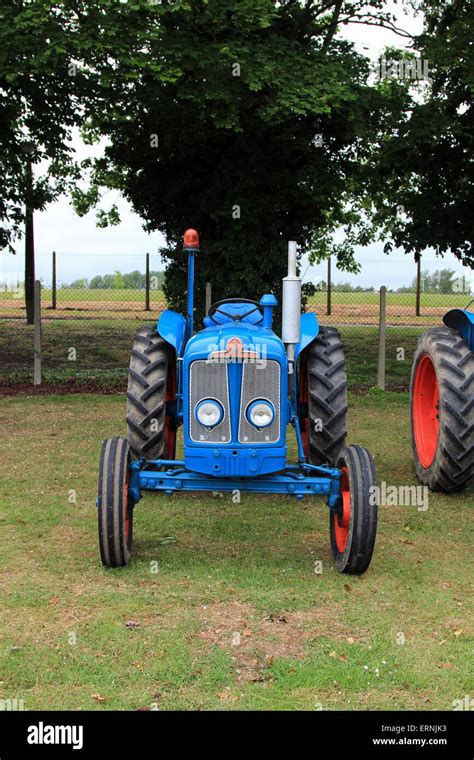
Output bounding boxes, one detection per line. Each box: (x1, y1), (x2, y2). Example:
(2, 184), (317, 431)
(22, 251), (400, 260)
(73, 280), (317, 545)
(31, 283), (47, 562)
(413, 354), (439, 469)
(335, 466), (350, 553)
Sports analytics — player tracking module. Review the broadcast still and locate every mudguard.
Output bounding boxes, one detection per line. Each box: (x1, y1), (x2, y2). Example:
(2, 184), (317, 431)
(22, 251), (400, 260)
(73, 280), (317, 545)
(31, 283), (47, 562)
(443, 306), (474, 352)
(295, 311), (320, 360)
(157, 309), (187, 356)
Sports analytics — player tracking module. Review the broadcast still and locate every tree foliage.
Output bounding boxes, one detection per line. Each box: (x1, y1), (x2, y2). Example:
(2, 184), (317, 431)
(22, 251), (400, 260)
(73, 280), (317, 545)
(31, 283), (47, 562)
(1, 0), (471, 320)
(67, 270), (165, 290)
(0, 0), (90, 249)
(366, 0), (474, 267)
(71, 0), (412, 315)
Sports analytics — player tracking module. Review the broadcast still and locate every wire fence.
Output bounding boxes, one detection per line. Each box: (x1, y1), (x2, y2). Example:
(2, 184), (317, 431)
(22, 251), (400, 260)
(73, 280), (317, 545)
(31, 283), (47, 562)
(1, 252), (472, 391)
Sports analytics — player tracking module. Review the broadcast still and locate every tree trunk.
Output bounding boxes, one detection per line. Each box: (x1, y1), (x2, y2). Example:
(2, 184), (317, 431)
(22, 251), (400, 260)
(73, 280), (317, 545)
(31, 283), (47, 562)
(24, 162), (35, 325)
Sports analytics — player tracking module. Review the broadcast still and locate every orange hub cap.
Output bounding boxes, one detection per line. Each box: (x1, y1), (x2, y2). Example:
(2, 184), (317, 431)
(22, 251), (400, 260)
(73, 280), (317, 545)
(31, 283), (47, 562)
(413, 354), (439, 468)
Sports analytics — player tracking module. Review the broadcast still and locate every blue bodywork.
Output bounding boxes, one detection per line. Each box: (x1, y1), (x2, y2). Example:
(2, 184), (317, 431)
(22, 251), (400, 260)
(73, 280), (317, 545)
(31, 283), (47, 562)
(443, 301), (474, 351)
(129, 242), (339, 510)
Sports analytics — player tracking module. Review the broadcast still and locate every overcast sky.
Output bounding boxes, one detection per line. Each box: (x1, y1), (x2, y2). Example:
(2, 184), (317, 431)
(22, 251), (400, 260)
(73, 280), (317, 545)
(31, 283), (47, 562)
(2, 2), (471, 290)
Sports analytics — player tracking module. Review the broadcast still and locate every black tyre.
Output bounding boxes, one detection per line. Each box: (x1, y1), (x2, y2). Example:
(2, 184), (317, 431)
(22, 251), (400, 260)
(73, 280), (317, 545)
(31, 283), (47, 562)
(98, 437), (133, 567)
(410, 326), (474, 492)
(126, 325), (177, 461)
(330, 445), (378, 574)
(299, 326), (348, 465)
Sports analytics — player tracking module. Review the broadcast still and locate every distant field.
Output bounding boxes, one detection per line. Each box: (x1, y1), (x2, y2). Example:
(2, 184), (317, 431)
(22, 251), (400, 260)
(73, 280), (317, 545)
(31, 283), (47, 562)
(1, 288), (469, 325)
(0, 288), (164, 303)
(0, 288), (166, 319)
(309, 291), (471, 326)
(309, 291), (469, 307)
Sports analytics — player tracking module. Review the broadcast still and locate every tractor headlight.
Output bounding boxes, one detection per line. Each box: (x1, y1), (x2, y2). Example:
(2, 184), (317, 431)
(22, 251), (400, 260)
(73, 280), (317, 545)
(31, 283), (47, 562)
(195, 399), (224, 429)
(246, 399), (275, 429)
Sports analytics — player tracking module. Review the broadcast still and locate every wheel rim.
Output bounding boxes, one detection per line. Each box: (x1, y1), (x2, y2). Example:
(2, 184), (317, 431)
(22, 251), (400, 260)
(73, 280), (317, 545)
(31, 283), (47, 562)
(413, 354), (439, 469)
(298, 355), (309, 456)
(335, 466), (351, 553)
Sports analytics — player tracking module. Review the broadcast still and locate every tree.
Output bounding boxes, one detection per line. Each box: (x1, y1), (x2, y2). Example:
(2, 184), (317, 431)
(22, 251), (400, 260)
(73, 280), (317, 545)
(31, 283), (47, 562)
(89, 275), (104, 289)
(72, 0), (413, 316)
(123, 270), (145, 290)
(113, 270), (125, 290)
(367, 0), (474, 267)
(0, 0), (90, 320)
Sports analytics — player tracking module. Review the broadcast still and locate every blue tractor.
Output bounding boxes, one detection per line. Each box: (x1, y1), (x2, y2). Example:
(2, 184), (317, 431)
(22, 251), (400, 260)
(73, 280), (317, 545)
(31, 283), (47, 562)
(410, 300), (474, 491)
(97, 229), (378, 573)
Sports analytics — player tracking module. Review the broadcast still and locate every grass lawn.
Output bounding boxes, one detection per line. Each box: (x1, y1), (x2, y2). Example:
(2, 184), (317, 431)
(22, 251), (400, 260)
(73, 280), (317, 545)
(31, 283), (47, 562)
(0, 391), (472, 711)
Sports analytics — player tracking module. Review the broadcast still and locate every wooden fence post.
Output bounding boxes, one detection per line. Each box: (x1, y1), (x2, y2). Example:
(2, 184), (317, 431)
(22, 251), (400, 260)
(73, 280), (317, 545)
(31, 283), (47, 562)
(377, 285), (386, 390)
(415, 255), (421, 317)
(145, 252), (151, 311)
(34, 280), (42, 386)
(205, 282), (212, 315)
(326, 256), (332, 316)
(52, 251), (57, 309)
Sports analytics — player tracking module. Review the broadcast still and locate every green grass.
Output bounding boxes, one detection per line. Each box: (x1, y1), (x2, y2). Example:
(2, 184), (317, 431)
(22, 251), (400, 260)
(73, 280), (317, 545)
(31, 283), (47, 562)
(339, 326), (424, 387)
(0, 288), (165, 304)
(309, 291), (469, 308)
(0, 392), (472, 710)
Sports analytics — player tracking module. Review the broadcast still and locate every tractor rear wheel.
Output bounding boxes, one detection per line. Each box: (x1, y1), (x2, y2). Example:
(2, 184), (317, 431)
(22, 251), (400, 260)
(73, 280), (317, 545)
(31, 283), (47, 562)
(330, 445), (378, 574)
(410, 327), (474, 492)
(126, 325), (177, 461)
(299, 326), (348, 466)
(98, 437), (133, 567)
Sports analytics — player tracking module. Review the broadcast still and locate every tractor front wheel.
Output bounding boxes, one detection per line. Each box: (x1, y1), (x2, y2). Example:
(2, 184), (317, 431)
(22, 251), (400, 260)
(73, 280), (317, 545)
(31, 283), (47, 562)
(410, 327), (473, 492)
(330, 445), (378, 574)
(98, 437), (134, 567)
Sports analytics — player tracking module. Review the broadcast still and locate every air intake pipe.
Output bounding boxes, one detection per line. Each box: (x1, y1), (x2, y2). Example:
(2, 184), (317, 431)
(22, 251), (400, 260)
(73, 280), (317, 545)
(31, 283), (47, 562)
(282, 241), (301, 378)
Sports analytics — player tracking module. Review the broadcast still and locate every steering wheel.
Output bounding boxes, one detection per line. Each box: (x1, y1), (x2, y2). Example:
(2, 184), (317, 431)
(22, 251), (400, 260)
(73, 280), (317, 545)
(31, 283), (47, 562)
(208, 298), (261, 324)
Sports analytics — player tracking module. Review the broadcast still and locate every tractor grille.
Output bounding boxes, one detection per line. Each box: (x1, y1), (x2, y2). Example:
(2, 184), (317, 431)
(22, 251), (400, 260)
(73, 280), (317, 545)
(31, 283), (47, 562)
(189, 358), (281, 445)
(238, 360), (281, 444)
(189, 360), (231, 443)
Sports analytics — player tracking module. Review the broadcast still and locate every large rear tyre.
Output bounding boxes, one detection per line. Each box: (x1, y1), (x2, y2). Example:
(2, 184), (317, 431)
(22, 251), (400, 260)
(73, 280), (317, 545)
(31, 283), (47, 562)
(299, 326), (348, 466)
(98, 437), (133, 567)
(410, 327), (474, 492)
(330, 445), (378, 575)
(126, 325), (177, 461)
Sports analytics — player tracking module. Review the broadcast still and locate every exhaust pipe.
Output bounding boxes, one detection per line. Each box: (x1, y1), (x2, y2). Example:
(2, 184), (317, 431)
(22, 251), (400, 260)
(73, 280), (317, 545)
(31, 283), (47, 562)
(282, 241), (301, 376)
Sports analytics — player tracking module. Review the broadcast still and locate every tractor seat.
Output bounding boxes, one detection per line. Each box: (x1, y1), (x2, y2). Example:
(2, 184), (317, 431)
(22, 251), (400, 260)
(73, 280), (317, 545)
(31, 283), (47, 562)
(203, 301), (264, 327)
